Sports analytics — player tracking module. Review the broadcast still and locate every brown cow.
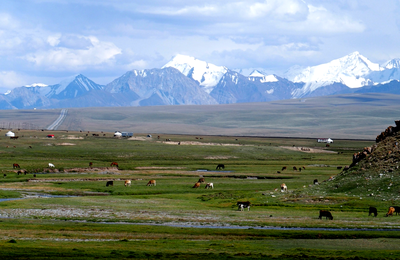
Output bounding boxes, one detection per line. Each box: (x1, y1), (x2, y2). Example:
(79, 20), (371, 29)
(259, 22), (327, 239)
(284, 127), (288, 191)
(386, 207), (395, 217)
(89, 162), (93, 167)
(110, 162), (118, 167)
(198, 178), (205, 183)
(319, 210), (333, 220)
(13, 163), (20, 169)
(124, 180), (131, 187)
(280, 183), (287, 192)
(281, 166), (287, 171)
(147, 180), (156, 186)
(293, 166), (297, 171)
(192, 182), (200, 188)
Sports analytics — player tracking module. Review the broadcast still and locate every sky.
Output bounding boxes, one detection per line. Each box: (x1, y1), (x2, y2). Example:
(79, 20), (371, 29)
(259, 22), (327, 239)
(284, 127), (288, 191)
(1, 0), (400, 93)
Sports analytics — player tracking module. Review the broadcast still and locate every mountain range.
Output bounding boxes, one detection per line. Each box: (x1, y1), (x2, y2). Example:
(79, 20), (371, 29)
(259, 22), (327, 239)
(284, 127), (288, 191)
(1, 51), (400, 109)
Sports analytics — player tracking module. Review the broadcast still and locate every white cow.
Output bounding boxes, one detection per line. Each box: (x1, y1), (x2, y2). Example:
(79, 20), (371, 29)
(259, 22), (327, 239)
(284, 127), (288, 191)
(124, 180), (131, 187)
(237, 201), (251, 211)
(205, 183), (214, 189)
(280, 183), (287, 192)
(48, 163), (55, 168)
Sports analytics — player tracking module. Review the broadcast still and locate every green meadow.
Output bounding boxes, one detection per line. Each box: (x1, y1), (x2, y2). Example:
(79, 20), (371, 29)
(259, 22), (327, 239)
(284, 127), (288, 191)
(0, 129), (400, 259)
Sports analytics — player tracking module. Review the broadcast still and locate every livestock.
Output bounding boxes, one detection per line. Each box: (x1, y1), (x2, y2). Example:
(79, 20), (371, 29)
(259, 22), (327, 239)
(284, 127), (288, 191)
(293, 166), (297, 171)
(337, 166), (342, 170)
(389, 206), (400, 215)
(124, 180), (131, 187)
(205, 183), (214, 189)
(368, 207), (378, 217)
(198, 178), (205, 183)
(10, 136), (19, 140)
(386, 207), (395, 217)
(192, 182), (200, 188)
(280, 183), (287, 192)
(3, 174), (6, 178)
(313, 179), (319, 185)
(216, 164), (225, 170)
(48, 163), (55, 168)
(89, 162), (93, 167)
(147, 180), (156, 186)
(106, 181), (114, 187)
(281, 166), (287, 171)
(13, 163), (20, 169)
(319, 210), (333, 220)
(110, 162), (118, 167)
(237, 201), (251, 211)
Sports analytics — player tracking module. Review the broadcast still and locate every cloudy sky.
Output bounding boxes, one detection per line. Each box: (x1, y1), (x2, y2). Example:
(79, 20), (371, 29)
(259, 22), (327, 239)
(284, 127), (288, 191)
(1, 0), (400, 93)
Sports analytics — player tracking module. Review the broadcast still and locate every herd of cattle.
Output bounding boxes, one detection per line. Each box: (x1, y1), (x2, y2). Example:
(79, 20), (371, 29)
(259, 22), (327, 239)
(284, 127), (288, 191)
(9, 161), (400, 219)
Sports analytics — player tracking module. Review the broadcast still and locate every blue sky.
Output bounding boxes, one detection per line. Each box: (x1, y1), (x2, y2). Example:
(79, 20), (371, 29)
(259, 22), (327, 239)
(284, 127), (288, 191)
(1, 0), (400, 93)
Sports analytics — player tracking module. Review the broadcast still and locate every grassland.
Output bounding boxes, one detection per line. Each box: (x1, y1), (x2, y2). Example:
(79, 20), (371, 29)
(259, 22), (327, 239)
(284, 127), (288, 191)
(1, 93), (400, 139)
(0, 128), (400, 259)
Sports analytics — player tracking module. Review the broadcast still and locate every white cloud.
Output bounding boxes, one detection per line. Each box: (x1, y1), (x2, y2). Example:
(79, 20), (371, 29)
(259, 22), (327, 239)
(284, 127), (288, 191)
(25, 36), (122, 71)
(0, 71), (26, 89)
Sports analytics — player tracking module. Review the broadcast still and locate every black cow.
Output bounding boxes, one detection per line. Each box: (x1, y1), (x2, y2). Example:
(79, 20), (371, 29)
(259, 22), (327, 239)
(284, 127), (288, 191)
(237, 201), (251, 211)
(106, 181), (114, 187)
(319, 210), (333, 220)
(369, 207), (378, 217)
(313, 179), (319, 185)
(216, 164), (225, 170)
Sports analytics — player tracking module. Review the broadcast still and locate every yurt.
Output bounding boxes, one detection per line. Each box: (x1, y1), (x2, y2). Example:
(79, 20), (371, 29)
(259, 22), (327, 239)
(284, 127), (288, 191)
(114, 131), (122, 137)
(5, 131), (15, 137)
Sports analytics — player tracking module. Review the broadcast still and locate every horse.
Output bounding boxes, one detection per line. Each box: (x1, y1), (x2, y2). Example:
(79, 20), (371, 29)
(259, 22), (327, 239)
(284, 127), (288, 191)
(13, 163), (20, 169)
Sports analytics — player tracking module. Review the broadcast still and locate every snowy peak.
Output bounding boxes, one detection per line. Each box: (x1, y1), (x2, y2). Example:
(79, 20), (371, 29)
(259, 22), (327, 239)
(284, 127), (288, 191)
(288, 52), (382, 98)
(46, 74), (104, 99)
(383, 58), (400, 69)
(248, 70), (279, 83)
(162, 54), (227, 93)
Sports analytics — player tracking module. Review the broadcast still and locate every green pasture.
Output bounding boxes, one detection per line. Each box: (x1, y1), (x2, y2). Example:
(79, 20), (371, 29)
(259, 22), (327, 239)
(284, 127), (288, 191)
(1, 130), (400, 259)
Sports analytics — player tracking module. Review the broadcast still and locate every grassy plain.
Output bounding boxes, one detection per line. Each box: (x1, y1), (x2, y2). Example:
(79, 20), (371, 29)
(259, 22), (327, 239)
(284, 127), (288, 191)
(0, 129), (400, 259)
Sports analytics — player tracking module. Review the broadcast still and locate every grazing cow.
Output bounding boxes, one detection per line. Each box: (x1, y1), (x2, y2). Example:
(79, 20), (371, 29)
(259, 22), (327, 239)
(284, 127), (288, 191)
(198, 178), (205, 183)
(369, 207), (378, 217)
(13, 163), (20, 169)
(205, 183), (214, 189)
(29, 146), (32, 149)
(389, 206), (400, 215)
(89, 162), (93, 167)
(386, 207), (395, 217)
(237, 201), (251, 211)
(147, 180), (156, 186)
(314, 179), (319, 185)
(280, 183), (287, 192)
(216, 164), (225, 170)
(106, 181), (114, 187)
(319, 210), (333, 220)
(48, 163), (55, 168)
(110, 162), (118, 167)
(124, 180), (131, 187)
(192, 182), (201, 188)
(281, 166), (287, 171)
(3, 174), (6, 178)
(293, 166), (297, 171)
(337, 166), (343, 170)
(302, 166), (306, 170)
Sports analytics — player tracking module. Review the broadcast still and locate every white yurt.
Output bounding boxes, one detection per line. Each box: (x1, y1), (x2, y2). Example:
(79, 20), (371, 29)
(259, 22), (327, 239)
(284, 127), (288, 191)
(114, 131), (122, 137)
(5, 131), (15, 137)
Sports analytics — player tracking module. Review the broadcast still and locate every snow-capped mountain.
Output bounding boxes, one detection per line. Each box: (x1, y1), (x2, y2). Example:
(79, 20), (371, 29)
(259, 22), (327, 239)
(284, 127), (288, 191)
(162, 54), (227, 94)
(105, 67), (218, 106)
(45, 74), (104, 100)
(287, 52), (382, 98)
(2, 51), (400, 110)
